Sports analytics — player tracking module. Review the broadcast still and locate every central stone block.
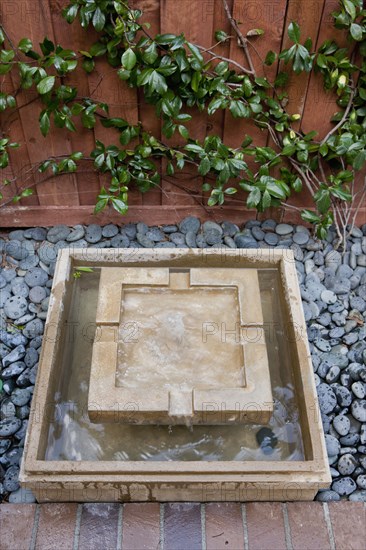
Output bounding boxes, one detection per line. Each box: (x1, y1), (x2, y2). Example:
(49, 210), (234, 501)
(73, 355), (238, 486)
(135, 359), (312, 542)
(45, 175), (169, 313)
(88, 266), (273, 424)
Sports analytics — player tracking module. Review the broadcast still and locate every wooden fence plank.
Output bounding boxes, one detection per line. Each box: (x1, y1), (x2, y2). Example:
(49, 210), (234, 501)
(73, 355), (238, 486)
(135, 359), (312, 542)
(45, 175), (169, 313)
(160, 0), (215, 205)
(87, 58), (140, 205)
(223, 0), (287, 149)
(1, 203), (364, 228)
(268, 0), (326, 211)
(2, 0), (79, 207)
(301, 0), (351, 139)
(49, 2), (100, 206)
(278, 0), (326, 127)
(0, 73), (41, 207)
(134, 0), (162, 206)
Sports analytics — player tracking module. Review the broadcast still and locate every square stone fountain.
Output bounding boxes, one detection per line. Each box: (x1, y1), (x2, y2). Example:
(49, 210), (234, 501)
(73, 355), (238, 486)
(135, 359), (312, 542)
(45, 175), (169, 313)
(89, 265), (272, 425)
(20, 248), (331, 502)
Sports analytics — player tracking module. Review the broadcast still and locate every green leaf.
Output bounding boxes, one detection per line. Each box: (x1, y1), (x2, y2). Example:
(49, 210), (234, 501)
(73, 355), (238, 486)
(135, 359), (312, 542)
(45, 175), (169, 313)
(198, 157), (211, 176)
(191, 71), (201, 92)
(208, 97), (223, 115)
(94, 153), (105, 168)
(262, 189), (271, 209)
(0, 28), (5, 45)
(81, 110), (96, 129)
(353, 150), (366, 170)
(330, 187), (352, 201)
(90, 42), (107, 57)
(241, 135), (253, 148)
(71, 151), (83, 161)
(224, 187), (237, 195)
(178, 125), (189, 139)
(186, 42), (204, 69)
(185, 143), (204, 154)
(39, 111), (50, 136)
(288, 22), (300, 43)
(120, 128), (131, 145)
(166, 161), (174, 176)
(36, 76), (55, 95)
(247, 28), (264, 36)
(316, 53), (327, 69)
(301, 209), (321, 224)
(149, 70), (167, 94)
(143, 42), (158, 64)
(94, 198), (108, 213)
(62, 4), (78, 23)
(122, 48), (137, 70)
(92, 7), (105, 32)
(264, 50), (276, 65)
(266, 180), (287, 200)
(82, 58), (95, 73)
(40, 37), (54, 56)
(293, 177), (302, 192)
(6, 95), (16, 108)
(319, 143), (328, 157)
(215, 30), (229, 42)
(18, 38), (33, 53)
(315, 188), (331, 213)
(229, 100), (249, 118)
(101, 117), (129, 128)
(274, 72), (289, 87)
(344, 0), (356, 19)
(247, 187), (261, 208)
(350, 23), (363, 41)
(20, 188), (33, 198)
(0, 64), (12, 75)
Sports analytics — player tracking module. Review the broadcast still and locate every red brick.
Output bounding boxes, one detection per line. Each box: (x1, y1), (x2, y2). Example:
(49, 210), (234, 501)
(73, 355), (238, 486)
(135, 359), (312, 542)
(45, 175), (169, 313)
(287, 502), (330, 550)
(164, 503), (202, 550)
(122, 503), (160, 549)
(246, 502), (286, 550)
(0, 503), (36, 550)
(329, 502), (366, 550)
(35, 503), (78, 550)
(205, 503), (244, 550)
(78, 503), (120, 550)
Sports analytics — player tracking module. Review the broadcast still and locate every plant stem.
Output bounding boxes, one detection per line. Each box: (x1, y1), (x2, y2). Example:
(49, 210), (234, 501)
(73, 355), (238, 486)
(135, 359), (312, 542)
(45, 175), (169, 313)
(221, 0), (256, 75)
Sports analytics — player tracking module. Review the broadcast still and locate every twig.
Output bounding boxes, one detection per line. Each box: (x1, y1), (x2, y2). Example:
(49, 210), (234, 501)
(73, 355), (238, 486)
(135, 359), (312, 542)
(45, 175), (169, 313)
(350, 178), (366, 229)
(320, 88), (355, 146)
(280, 202), (302, 212)
(196, 45), (253, 75)
(221, 0), (256, 75)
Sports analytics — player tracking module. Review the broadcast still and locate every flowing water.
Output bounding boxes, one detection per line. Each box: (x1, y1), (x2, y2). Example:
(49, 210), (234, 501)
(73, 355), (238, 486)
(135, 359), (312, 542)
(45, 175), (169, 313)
(44, 268), (305, 462)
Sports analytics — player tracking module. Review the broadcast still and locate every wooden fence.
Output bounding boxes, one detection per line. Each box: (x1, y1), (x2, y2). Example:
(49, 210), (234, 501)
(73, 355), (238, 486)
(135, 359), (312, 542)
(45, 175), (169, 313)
(0, 0), (365, 227)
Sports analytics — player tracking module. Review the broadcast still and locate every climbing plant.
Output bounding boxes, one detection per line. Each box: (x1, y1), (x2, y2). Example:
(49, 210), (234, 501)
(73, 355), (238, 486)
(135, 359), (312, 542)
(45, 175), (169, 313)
(0, 0), (365, 245)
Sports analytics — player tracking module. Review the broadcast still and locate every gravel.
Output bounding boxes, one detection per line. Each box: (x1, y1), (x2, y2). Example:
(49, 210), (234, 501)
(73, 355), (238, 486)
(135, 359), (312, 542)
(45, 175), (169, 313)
(1, 218), (366, 503)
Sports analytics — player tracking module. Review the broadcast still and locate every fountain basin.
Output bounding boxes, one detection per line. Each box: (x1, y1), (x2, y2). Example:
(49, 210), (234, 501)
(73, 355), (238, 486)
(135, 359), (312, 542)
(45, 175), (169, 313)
(89, 265), (272, 424)
(19, 248), (331, 502)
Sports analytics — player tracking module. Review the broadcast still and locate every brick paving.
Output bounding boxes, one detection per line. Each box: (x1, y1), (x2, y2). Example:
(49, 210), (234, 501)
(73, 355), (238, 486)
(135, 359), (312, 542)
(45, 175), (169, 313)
(0, 502), (365, 550)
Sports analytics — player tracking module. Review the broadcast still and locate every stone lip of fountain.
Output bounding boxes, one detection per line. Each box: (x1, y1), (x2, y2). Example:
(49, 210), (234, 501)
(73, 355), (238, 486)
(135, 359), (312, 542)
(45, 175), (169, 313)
(19, 248), (331, 502)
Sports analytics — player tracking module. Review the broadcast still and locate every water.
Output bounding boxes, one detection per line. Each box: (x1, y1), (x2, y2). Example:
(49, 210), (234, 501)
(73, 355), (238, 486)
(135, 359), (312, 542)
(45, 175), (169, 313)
(44, 268), (305, 462)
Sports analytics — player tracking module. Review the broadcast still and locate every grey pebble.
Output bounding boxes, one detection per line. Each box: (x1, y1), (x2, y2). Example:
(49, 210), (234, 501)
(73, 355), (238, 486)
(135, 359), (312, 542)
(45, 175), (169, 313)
(333, 414), (350, 436)
(275, 223), (294, 235)
(0, 417), (22, 437)
(24, 268), (48, 288)
(85, 224), (102, 244)
(351, 399), (366, 422)
(337, 453), (357, 475)
(332, 477), (356, 496)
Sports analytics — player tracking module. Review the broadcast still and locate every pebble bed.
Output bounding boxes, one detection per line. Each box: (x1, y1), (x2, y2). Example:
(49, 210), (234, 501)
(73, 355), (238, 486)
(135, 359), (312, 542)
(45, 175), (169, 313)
(0, 219), (365, 504)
